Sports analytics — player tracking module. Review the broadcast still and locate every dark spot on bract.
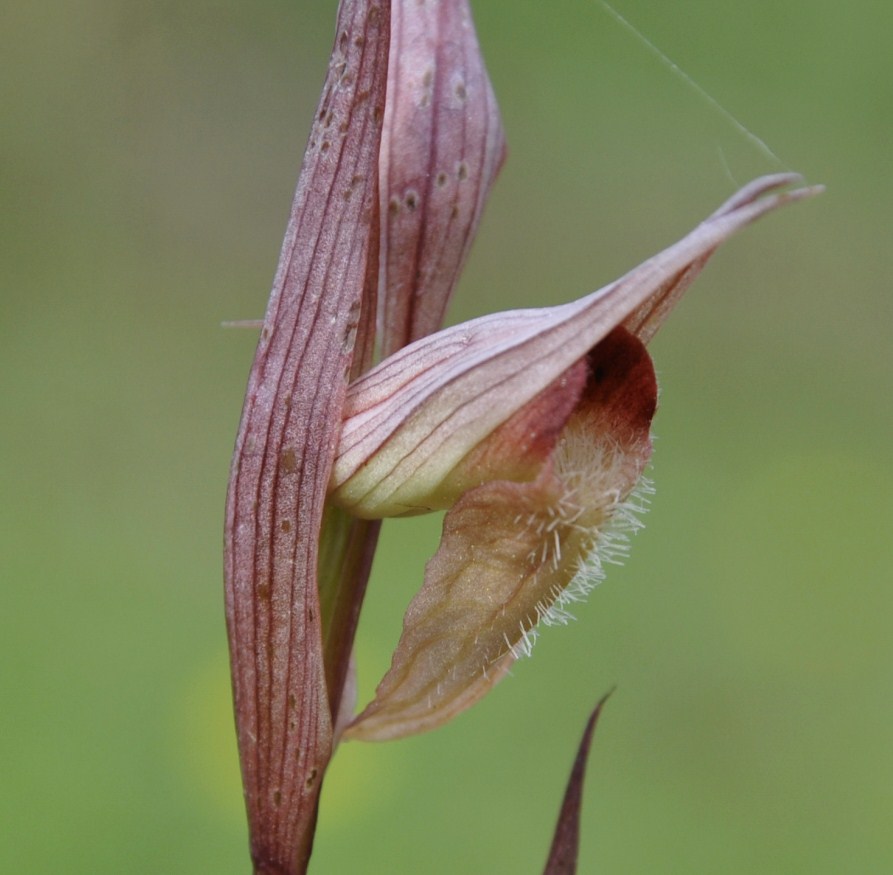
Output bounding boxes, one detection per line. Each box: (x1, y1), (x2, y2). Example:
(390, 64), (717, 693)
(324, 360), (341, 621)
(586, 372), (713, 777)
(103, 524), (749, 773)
(280, 448), (297, 473)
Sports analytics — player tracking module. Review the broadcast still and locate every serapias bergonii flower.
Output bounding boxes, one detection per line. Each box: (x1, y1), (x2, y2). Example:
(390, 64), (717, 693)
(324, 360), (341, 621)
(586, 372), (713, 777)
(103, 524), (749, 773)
(329, 173), (821, 741)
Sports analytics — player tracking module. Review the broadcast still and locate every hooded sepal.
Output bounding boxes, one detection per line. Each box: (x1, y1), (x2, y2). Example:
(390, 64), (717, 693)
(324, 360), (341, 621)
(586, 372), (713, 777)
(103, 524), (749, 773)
(331, 174), (819, 521)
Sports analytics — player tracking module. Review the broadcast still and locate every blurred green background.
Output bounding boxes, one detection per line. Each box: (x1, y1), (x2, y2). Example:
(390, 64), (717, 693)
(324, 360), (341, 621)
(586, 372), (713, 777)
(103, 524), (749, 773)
(3, 0), (890, 872)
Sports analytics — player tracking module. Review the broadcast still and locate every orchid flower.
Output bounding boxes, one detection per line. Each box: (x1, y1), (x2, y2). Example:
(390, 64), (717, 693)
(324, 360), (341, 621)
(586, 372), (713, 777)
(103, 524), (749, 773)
(223, 0), (818, 870)
(332, 173), (818, 741)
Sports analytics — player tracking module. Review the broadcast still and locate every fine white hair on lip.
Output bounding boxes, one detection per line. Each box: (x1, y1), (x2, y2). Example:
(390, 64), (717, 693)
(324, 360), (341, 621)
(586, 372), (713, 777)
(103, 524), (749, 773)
(506, 405), (655, 658)
(530, 475), (654, 637)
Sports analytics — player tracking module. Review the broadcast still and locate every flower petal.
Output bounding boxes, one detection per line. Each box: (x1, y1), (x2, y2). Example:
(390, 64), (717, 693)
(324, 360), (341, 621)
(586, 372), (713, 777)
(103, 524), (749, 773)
(439, 357), (588, 504)
(345, 328), (656, 740)
(331, 175), (819, 519)
(622, 173), (816, 343)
